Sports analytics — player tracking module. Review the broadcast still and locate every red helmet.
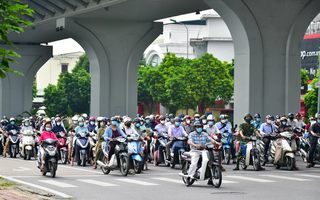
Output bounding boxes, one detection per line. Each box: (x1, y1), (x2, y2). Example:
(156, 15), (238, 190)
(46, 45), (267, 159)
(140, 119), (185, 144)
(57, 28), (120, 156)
(184, 115), (191, 120)
(295, 113), (301, 117)
(159, 115), (165, 120)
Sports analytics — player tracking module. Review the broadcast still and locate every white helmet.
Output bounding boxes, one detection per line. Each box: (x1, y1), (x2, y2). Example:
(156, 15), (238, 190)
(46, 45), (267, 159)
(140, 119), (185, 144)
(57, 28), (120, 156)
(78, 117), (84, 122)
(72, 116), (78, 121)
(207, 115), (215, 121)
(10, 117), (15, 121)
(123, 117), (132, 123)
(82, 113), (88, 118)
(97, 116), (104, 121)
(46, 118), (51, 122)
(194, 114), (200, 118)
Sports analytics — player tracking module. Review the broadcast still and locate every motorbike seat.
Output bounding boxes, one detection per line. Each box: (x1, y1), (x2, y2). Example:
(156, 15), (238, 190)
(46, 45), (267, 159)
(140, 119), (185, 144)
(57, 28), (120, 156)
(183, 151), (191, 158)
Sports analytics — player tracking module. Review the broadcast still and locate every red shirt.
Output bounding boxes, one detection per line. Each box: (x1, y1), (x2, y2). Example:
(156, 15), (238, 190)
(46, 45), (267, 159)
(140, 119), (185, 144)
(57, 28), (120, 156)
(38, 131), (57, 142)
(305, 123), (311, 133)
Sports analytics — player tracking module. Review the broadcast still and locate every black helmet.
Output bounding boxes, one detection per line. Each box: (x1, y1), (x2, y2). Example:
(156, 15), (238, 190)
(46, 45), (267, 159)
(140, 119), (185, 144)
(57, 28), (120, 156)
(168, 113), (175, 119)
(266, 115), (272, 119)
(133, 118), (141, 123)
(244, 113), (252, 119)
(200, 115), (207, 120)
(165, 113), (169, 118)
(254, 113), (261, 118)
(194, 121), (202, 127)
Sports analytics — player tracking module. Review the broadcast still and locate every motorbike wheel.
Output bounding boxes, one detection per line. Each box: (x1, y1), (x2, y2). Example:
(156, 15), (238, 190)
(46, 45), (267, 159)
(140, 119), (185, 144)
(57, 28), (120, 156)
(61, 151), (68, 164)
(50, 162), (57, 178)
(27, 150), (32, 160)
(133, 159), (143, 174)
(23, 150), (26, 160)
(224, 148), (231, 165)
(82, 153), (87, 167)
(101, 157), (111, 174)
(181, 162), (195, 186)
(286, 157), (295, 171)
(211, 166), (222, 188)
(164, 152), (170, 167)
(42, 170), (47, 176)
(12, 147), (16, 158)
(170, 162), (175, 168)
(253, 152), (260, 171)
(120, 155), (129, 176)
(240, 157), (247, 170)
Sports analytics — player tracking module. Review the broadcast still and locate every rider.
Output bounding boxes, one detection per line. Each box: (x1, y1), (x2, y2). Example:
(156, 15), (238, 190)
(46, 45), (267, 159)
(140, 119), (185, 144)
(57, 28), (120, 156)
(274, 116), (299, 170)
(260, 115), (276, 162)
(287, 113), (297, 128)
(233, 113), (264, 170)
(274, 115), (281, 128)
(193, 114), (200, 124)
(305, 117), (315, 134)
(87, 117), (97, 133)
(93, 118), (107, 169)
(147, 115), (157, 130)
(307, 114), (320, 168)
(165, 114), (170, 123)
(52, 118), (66, 135)
(216, 115), (232, 135)
(3, 118), (20, 157)
(166, 117), (187, 161)
(181, 115), (194, 135)
(68, 116), (78, 162)
(21, 119), (34, 133)
(38, 121), (57, 169)
(122, 117), (138, 136)
(251, 113), (262, 131)
(103, 117), (127, 166)
(84, 116), (90, 127)
(165, 113), (175, 128)
(186, 121), (220, 185)
(200, 115), (207, 126)
(133, 117), (150, 170)
(294, 113), (306, 129)
(154, 116), (168, 166)
(1, 116), (9, 127)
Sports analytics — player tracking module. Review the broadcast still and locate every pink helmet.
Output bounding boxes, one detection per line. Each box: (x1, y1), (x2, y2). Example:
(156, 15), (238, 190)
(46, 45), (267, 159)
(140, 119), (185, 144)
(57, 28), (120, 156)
(89, 117), (96, 121)
(184, 115), (191, 120)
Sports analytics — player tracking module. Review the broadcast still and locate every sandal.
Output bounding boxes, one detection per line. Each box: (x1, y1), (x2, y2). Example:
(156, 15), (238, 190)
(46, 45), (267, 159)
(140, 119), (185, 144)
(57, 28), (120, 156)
(93, 164), (97, 169)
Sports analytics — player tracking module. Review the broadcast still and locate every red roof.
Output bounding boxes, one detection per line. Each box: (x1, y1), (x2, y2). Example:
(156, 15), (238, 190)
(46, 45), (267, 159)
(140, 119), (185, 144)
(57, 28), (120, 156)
(304, 33), (320, 39)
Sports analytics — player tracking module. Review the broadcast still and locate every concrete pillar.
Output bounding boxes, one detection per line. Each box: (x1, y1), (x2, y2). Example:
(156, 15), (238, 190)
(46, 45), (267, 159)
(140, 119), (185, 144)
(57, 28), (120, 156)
(0, 45), (52, 117)
(57, 18), (162, 118)
(204, 0), (320, 124)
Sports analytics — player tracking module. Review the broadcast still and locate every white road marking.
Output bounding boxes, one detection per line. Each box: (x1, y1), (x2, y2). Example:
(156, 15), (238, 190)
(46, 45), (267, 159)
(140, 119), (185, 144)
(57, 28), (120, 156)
(12, 167), (33, 171)
(296, 174), (320, 179)
(115, 179), (159, 186)
(78, 179), (119, 186)
(0, 175), (72, 199)
(58, 165), (102, 174)
(260, 175), (312, 181)
(227, 176), (275, 183)
(152, 177), (183, 184)
(38, 180), (78, 188)
(222, 180), (238, 184)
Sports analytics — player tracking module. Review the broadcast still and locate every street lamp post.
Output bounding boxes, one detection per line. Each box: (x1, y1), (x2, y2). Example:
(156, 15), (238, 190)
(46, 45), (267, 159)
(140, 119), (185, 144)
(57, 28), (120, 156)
(170, 19), (189, 59)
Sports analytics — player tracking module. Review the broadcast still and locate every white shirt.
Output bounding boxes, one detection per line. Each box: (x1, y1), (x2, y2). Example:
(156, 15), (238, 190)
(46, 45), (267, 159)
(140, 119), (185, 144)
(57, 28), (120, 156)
(123, 127), (138, 136)
(294, 119), (306, 129)
(203, 124), (220, 135)
(287, 120), (297, 128)
(165, 122), (174, 129)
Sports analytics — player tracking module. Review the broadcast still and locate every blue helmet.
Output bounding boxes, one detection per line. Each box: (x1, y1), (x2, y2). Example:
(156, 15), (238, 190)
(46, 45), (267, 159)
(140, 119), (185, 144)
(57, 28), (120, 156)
(105, 117), (108, 120)
(219, 114), (225, 119)
(254, 113), (261, 118)
(111, 117), (117, 121)
(288, 112), (294, 117)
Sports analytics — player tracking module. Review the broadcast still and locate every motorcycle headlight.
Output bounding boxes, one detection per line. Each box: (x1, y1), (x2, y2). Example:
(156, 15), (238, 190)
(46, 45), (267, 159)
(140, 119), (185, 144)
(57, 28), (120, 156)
(318, 138), (320, 145)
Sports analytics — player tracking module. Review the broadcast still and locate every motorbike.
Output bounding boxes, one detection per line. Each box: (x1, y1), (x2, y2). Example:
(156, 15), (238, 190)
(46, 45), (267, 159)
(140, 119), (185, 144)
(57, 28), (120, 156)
(127, 135), (144, 173)
(239, 136), (261, 171)
(155, 132), (170, 166)
(8, 130), (20, 158)
(258, 135), (277, 166)
(274, 131), (297, 170)
(97, 137), (129, 176)
(36, 138), (58, 178)
(168, 136), (188, 168)
(20, 130), (36, 160)
(89, 131), (97, 163)
(75, 132), (90, 166)
(307, 135), (320, 166)
(57, 132), (68, 164)
(179, 143), (222, 188)
(221, 131), (232, 164)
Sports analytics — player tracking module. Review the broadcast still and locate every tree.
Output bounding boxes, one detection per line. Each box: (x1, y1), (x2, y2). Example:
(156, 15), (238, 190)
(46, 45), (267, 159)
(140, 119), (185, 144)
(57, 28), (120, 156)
(304, 56), (319, 117)
(138, 65), (157, 114)
(226, 58), (234, 79)
(32, 77), (37, 100)
(43, 84), (68, 116)
(301, 69), (309, 86)
(72, 53), (90, 73)
(0, 0), (33, 78)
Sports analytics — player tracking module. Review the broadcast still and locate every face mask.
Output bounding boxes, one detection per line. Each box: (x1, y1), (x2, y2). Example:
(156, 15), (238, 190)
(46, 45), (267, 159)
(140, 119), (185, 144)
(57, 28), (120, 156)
(267, 120), (272, 124)
(107, 122), (111, 126)
(100, 123), (104, 127)
(11, 122), (15, 125)
(160, 120), (165, 124)
(317, 120), (320, 124)
(79, 122), (84, 126)
(202, 120), (207, 124)
(282, 122), (286, 125)
(46, 127), (51, 131)
(73, 121), (78, 124)
(195, 118), (199, 121)
(90, 122), (95, 125)
(245, 118), (251, 123)
(175, 122), (180, 127)
(196, 128), (202, 133)
(56, 122), (61, 126)
(112, 121), (117, 126)
(256, 118), (261, 122)
(221, 119), (226, 123)
(166, 118), (170, 122)
(289, 117), (294, 120)
(25, 123), (29, 126)
(186, 120), (190, 124)
(126, 123), (131, 127)
(135, 124), (141, 128)
(277, 119), (280, 122)
(146, 120), (150, 124)
(43, 122), (45, 125)
(208, 121), (214, 126)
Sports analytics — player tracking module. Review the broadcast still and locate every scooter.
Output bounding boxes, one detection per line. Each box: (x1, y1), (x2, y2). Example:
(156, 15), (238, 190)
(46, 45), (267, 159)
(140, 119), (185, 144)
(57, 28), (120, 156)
(127, 135), (144, 173)
(97, 137), (129, 176)
(179, 143), (222, 188)
(307, 135), (320, 166)
(274, 131), (297, 170)
(293, 127), (308, 161)
(88, 132), (97, 163)
(57, 132), (68, 164)
(168, 136), (188, 168)
(8, 130), (20, 158)
(20, 130), (36, 160)
(221, 131), (232, 164)
(239, 136), (261, 171)
(75, 132), (90, 166)
(259, 135), (277, 166)
(155, 132), (170, 166)
(36, 138), (58, 178)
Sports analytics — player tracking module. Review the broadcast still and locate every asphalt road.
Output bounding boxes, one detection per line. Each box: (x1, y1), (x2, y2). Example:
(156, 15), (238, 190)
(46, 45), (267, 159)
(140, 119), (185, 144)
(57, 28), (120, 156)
(0, 155), (319, 200)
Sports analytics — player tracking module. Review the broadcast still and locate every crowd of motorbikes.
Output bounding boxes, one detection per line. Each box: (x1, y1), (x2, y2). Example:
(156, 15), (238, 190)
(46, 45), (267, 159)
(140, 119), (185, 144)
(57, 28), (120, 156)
(0, 113), (319, 188)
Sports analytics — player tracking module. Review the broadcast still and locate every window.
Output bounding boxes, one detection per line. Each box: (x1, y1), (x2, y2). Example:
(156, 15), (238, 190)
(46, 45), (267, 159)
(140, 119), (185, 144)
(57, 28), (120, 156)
(61, 64), (68, 73)
(150, 54), (161, 67)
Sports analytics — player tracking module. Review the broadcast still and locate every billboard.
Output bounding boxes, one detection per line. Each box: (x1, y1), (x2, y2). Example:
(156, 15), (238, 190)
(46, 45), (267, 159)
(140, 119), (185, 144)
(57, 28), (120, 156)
(301, 34), (320, 80)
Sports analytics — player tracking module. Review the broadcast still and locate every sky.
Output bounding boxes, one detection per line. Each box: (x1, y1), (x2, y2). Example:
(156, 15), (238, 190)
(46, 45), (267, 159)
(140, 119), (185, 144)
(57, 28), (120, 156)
(48, 9), (218, 55)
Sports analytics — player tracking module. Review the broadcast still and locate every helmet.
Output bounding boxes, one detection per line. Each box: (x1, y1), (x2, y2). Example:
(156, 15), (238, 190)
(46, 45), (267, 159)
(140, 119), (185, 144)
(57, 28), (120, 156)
(276, 115), (280, 119)
(105, 117), (109, 120)
(219, 114), (225, 119)
(89, 117), (96, 121)
(3, 116), (7, 119)
(123, 117), (132, 123)
(150, 116), (155, 121)
(179, 114), (185, 119)
(133, 118), (141, 123)
(165, 113), (169, 118)
(55, 117), (61, 121)
(315, 114), (320, 119)
(56, 114), (60, 117)
(224, 114), (229, 119)
(72, 116), (78, 121)
(174, 117), (180, 122)
(207, 115), (215, 121)
(243, 113), (252, 119)
(280, 116), (287, 121)
(254, 113), (261, 118)
(96, 117), (103, 121)
(24, 119), (30, 122)
(295, 113), (301, 117)
(46, 118), (51, 122)
(184, 115), (191, 120)
(194, 114), (200, 118)
(200, 115), (207, 120)
(309, 117), (315, 120)
(194, 121), (202, 127)
(266, 115), (272, 119)
(168, 114), (175, 119)
(82, 113), (88, 118)
(159, 116), (165, 120)
(78, 117), (84, 122)
(145, 116), (150, 119)
(111, 117), (117, 121)
(288, 112), (294, 117)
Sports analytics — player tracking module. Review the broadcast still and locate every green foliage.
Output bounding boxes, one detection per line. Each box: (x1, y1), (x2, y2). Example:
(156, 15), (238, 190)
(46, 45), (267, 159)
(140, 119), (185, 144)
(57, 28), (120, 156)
(72, 54), (90, 73)
(304, 56), (319, 117)
(301, 69), (309, 86)
(138, 65), (157, 114)
(0, 0), (34, 78)
(32, 77), (37, 100)
(226, 58), (234, 79)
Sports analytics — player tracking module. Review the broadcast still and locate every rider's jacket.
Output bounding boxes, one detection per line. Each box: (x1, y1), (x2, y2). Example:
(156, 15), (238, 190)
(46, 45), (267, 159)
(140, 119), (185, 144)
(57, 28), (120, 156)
(260, 123), (275, 137)
(87, 124), (96, 132)
(155, 124), (167, 134)
(239, 122), (256, 143)
(188, 131), (213, 150)
(274, 124), (292, 137)
(251, 121), (262, 130)
(204, 124), (220, 135)
(6, 124), (19, 132)
(52, 125), (66, 134)
(215, 122), (231, 133)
